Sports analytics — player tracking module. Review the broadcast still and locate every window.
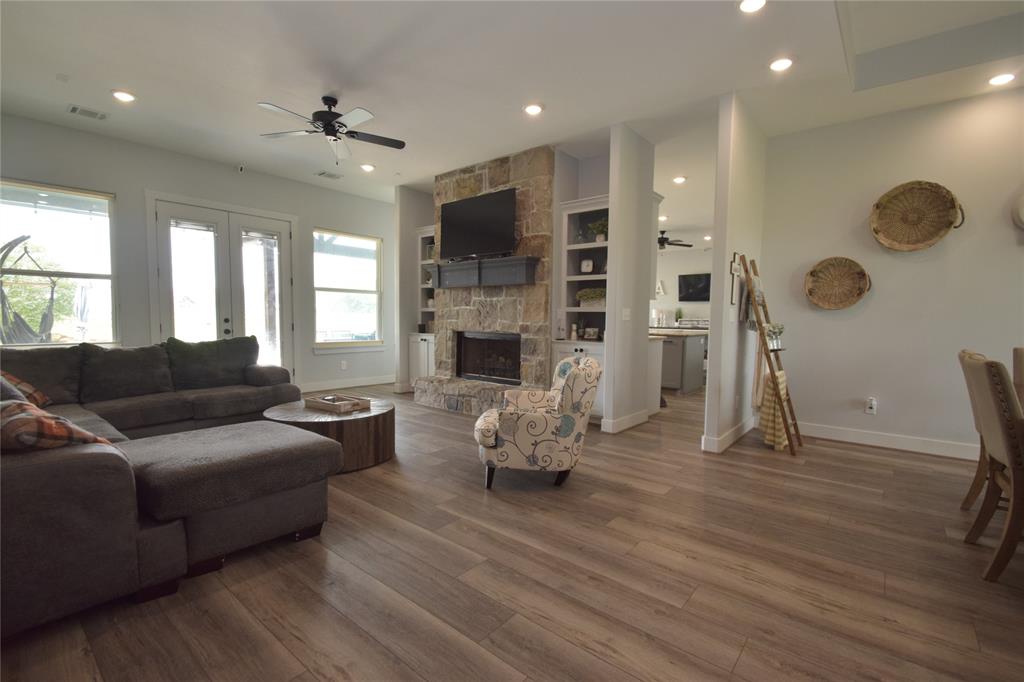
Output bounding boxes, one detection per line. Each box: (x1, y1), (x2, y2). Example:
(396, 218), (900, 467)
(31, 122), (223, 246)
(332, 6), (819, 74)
(313, 229), (382, 346)
(0, 180), (115, 345)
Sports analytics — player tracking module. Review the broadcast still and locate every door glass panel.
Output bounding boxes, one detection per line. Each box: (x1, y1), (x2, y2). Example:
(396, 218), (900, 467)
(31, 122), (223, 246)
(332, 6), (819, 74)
(169, 220), (217, 342)
(241, 230), (281, 366)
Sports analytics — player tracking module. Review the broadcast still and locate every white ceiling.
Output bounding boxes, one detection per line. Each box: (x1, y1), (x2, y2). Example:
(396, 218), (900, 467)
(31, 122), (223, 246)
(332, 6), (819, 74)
(1, 1), (842, 202)
(2, 2), (1020, 205)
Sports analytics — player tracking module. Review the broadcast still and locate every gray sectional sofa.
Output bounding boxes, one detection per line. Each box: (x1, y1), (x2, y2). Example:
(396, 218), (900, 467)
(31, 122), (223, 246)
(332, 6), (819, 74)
(0, 337), (344, 637)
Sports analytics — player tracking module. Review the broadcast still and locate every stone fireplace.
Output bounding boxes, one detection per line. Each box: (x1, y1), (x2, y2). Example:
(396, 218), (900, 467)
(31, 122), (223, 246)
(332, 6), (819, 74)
(457, 332), (521, 385)
(414, 146), (553, 415)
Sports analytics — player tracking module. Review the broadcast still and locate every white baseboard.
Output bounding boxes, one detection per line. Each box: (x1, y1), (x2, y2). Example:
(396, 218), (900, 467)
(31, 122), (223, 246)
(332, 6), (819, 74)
(601, 409), (649, 434)
(701, 415), (757, 453)
(799, 422), (976, 460)
(298, 374), (396, 394)
(393, 382), (413, 394)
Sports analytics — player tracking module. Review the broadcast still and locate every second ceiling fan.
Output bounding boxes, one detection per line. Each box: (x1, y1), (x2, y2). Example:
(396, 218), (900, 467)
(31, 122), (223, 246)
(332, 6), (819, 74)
(258, 95), (406, 166)
(658, 230), (693, 249)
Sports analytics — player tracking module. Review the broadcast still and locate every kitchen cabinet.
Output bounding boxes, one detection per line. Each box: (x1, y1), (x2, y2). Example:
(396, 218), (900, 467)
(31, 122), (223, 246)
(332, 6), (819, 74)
(408, 333), (436, 382)
(660, 334), (706, 393)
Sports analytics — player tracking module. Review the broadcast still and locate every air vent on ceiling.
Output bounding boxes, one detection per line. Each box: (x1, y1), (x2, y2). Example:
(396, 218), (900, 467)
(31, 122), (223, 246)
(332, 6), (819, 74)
(67, 104), (108, 120)
(316, 171), (342, 180)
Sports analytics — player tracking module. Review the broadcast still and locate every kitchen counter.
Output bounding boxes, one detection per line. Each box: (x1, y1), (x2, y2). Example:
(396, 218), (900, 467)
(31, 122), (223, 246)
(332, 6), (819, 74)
(649, 328), (710, 338)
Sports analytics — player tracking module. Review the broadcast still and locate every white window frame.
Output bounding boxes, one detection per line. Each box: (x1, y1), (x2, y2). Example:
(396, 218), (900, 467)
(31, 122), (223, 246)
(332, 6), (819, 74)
(0, 178), (119, 346)
(313, 227), (384, 348)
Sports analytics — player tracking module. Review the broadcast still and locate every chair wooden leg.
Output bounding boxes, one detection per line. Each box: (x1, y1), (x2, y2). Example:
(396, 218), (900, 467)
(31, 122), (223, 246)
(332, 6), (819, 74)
(554, 470), (570, 487)
(983, 489), (1023, 582)
(965, 475), (1001, 544)
(960, 442), (988, 510)
(485, 466), (495, 489)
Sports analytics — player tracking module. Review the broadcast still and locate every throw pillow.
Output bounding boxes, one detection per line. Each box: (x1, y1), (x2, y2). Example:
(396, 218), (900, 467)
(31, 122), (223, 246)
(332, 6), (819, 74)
(0, 371), (51, 408)
(1, 375), (28, 402)
(0, 400), (111, 452)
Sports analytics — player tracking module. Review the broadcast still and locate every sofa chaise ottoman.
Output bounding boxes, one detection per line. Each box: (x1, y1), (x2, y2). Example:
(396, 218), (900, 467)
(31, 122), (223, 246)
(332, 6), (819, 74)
(119, 421), (343, 574)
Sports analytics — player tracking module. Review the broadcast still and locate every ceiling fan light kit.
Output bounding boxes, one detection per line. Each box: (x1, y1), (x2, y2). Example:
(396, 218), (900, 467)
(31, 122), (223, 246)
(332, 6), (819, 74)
(258, 94), (406, 166)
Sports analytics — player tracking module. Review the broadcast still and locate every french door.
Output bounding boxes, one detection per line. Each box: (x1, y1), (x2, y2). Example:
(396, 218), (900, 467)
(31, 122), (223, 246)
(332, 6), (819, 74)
(155, 200), (293, 369)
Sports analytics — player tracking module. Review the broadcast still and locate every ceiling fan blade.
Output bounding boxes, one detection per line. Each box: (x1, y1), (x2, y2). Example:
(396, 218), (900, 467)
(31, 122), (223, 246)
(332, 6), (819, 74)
(345, 129), (406, 150)
(668, 241), (693, 248)
(339, 107), (373, 129)
(261, 130), (317, 139)
(257, 102), (313, 124)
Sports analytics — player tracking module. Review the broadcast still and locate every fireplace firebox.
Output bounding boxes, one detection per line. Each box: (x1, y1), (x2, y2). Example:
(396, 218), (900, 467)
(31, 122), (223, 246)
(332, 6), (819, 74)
(456, 332), (521, 385)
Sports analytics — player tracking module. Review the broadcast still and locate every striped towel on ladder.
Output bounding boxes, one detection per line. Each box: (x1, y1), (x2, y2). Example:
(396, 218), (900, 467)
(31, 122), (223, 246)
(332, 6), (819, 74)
(759, 370), (789, 451)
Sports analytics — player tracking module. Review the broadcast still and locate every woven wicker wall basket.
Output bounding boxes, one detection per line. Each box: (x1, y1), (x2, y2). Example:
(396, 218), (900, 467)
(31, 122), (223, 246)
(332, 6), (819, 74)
(870, 181), (964, 251)
(804, 257), (871, 310)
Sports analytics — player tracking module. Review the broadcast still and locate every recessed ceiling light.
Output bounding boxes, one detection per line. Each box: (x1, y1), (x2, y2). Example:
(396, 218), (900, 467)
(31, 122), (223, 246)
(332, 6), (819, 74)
(37, 200), (48, 204)
(740, 0), (766, 13)
(672, 176), (687, 184)
(37, 193), (48, 197)
(704, 235), (712, 241)
(360, 164), (375, 172)
(523, 103), (544, 116)
(989, 73), (1015, 86)
(658, 215), (668, 222)
(770, 58), (793, 72)
(111, 90), (136, 103)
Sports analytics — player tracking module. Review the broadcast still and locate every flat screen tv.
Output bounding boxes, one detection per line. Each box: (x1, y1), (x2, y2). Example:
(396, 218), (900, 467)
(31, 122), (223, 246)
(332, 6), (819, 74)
(440, 188), (516, 260)
(678, 273), (711, 301)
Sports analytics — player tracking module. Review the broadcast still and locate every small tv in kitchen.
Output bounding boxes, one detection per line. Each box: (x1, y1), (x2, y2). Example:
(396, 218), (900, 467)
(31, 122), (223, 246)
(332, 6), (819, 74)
(440, 188), (516, 261)
(678, 273), (711, 301)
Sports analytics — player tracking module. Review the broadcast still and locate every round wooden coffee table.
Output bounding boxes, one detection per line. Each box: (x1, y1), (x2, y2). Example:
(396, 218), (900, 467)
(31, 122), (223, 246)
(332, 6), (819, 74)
(263, 399), (395, 473)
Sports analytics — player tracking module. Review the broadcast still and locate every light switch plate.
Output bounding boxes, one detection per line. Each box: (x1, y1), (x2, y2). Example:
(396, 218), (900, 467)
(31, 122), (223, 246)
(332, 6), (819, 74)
(622, 308), (631, 321)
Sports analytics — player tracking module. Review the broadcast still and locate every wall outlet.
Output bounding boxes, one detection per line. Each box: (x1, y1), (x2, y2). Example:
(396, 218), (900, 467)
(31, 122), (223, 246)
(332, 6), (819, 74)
(340, 360), (348, 371)
(865, 396), (878, 415)
(622, 308), (631, 321)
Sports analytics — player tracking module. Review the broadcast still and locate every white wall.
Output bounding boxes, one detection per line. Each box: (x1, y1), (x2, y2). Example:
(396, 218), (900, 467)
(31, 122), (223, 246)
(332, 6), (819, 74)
(704, 94), (767, 452)
(394, 185), (434, 392)
(578, 154), (610, 198)
(0, 114), (396, 390)
(605, 123), (656, 432)
(761, 89), (1024, 458)
(652, 243), (714, 320)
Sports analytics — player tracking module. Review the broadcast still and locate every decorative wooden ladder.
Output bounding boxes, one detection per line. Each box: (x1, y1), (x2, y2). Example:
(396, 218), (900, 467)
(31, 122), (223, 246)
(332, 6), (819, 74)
(740, 255), (803, 456)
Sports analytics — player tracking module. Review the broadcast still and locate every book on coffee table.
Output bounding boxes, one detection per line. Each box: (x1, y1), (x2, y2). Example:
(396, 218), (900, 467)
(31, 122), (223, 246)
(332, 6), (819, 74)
(304, 394), (372, 414)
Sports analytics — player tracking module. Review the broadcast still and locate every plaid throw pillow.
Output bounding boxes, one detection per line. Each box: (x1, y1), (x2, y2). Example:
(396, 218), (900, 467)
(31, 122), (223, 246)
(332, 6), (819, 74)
(0, 371), (51, 408)
(0, 400), (110, 452)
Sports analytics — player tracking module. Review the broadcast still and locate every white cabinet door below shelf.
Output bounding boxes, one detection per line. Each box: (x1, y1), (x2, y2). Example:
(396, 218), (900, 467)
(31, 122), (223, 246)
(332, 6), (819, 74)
(552, 341), (604, 418)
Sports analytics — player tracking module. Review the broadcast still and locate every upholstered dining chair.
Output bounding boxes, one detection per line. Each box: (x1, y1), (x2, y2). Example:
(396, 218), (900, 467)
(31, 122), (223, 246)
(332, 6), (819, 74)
(958, 350), (1024, 582)
(473, 356), (602, 489)
(962, 347), (1024, 511)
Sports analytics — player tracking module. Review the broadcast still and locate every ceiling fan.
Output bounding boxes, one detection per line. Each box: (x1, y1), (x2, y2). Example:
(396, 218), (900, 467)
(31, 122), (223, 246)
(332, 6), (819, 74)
(658, 230), (693, 249)
(257, 95), (406, 165)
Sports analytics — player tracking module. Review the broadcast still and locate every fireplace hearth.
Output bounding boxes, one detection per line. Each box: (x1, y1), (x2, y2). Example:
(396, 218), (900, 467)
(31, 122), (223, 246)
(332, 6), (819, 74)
(457, 332), (521, 385)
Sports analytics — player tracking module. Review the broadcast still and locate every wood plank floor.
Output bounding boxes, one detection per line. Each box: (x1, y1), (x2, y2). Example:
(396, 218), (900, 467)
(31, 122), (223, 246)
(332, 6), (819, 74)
(4, 386), (1023, 681)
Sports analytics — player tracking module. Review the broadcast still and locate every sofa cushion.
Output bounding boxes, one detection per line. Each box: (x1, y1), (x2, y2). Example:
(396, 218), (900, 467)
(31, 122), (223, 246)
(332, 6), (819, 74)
(119, 422), (343, 521)
(79, 343), (173, 403)
(0, 345), (81, 404)
(84, 392), (193, 431)
(164, 336), (259, 390)
(178, 384), (300, 420)
(1, 400), (111, 451)
(46, 404), (128, 443)
(244, 365), (291, 386)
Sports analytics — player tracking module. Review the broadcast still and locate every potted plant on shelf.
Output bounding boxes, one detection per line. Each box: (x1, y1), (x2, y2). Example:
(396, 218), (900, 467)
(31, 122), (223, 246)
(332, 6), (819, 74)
(587, 217), (608, 243)
(576, 287), (607, 309)
(765, 322), (785, 350)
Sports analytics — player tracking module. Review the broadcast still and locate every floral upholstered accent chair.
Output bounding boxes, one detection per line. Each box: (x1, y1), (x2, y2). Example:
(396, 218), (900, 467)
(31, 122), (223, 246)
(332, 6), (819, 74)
(473, 356), (603, 489)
